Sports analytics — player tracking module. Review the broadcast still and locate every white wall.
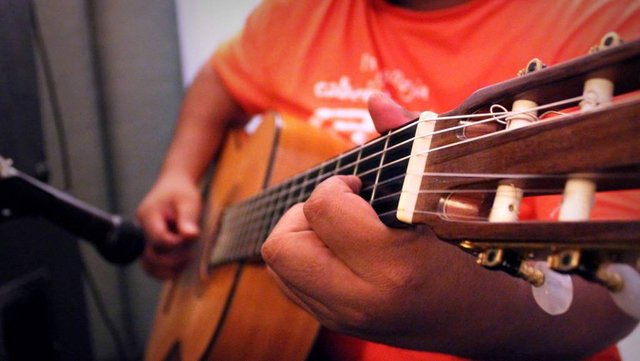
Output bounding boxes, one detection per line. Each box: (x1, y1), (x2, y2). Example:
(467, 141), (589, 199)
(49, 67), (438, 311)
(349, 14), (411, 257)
(175, 0), (261, 87)
(173, 1), (640, 360)
(620, 325), (640, 360)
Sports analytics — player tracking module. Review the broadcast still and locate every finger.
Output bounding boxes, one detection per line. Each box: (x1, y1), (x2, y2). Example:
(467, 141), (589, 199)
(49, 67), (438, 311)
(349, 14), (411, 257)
(262, 206), (371, 304)
(264, 265), (320, 316)
(141, 252), (191, 280)
(141, 259), (183, 280)
(141, 258), (179, 279)
(367, 92), (419, 133)
(139, 207), (184, 246)
(265, 265), (362, 332)
(142, 241), (192, 270)
(175, 196), (201, 240)
(303, 176), (415, 274)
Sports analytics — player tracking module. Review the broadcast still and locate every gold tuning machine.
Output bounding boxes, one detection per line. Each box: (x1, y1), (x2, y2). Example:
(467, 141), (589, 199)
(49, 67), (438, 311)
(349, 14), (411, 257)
(548, 249), (581, 272)
(595, 266), (625, 293)
(477, 248), (544, 287)
(517, 58), (547, 77)
(589, 31), (623, 53)
(477, 248), (504, 268)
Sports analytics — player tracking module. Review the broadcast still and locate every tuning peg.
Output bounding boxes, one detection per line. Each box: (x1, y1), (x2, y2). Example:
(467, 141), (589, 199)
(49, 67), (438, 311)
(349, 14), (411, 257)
(517, 58), (547, 77)
(589, 32), (623, 53)
(531, 261), (574, 315)
(604, 264), (640, 320)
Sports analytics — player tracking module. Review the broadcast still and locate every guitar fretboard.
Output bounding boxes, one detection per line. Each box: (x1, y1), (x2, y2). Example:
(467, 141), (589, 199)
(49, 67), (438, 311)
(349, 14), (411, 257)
(209, 121), (418, 265)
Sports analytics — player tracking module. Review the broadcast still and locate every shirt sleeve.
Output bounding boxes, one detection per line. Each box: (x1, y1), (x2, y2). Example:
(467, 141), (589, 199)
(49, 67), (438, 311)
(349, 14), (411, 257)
(210, 0), (296, 115)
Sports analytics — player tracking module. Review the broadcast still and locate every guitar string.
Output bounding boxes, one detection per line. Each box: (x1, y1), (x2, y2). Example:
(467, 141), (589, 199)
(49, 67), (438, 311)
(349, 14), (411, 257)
(341, 95), (585, 181)
(211, 94), (631, 260)
(236, 94), (585, 209)
(299, 91), (640, 191)
(361, 170), (640, 194)
(214, 92), (640, 261)
(215, 95), (592, 252)
(220, 168), (637, 231)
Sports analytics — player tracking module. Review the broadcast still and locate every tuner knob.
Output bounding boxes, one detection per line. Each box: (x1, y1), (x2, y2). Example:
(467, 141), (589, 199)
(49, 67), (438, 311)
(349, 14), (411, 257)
(606, 264), (640, 320)
(531, 261), (573, 315)
(548, 249), (581, 272)
(589, 31), (623, 53)
(517, 58), (547, 77)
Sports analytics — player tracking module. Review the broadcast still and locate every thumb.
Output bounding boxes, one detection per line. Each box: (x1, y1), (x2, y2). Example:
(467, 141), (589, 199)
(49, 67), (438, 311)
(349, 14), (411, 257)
(175, 197), (201, 238)
(367, 92), (419, 133)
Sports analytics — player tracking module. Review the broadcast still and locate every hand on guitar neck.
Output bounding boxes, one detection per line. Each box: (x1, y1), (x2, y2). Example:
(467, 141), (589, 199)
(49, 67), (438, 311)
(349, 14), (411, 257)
(261, 93), (638, 361)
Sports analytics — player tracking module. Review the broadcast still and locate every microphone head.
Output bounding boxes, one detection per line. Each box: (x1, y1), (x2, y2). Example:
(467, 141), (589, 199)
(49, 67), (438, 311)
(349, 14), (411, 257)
(94, 218), (146, 265)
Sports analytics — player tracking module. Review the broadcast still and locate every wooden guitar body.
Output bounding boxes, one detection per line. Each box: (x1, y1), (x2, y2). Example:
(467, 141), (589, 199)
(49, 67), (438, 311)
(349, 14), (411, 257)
(145, 113), (351, 361)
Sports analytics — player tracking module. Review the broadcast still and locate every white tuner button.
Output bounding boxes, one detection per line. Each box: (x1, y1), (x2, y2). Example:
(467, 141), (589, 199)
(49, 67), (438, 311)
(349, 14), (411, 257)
(531, 261), (574, 315)
(606, 264), (640, 320)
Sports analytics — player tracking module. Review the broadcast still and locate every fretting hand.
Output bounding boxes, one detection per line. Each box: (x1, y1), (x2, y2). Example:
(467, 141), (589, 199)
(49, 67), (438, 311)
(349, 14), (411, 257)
(261, 93), (636, 360)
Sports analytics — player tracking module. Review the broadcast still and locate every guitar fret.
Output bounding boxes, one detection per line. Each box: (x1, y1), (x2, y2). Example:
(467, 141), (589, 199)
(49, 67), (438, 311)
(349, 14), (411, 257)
(370, 134), (391, 204)
(334, 155), (342, 175)
(284, 174), (303, 210)
(371, 123), (417, 226)
(314, 161), (328, 188)
(244, 197), (263, 258)
(337, 147), (360, 176)
(254, 187), (279, 257)
(297, 170), (311, 202)
(358, 138), (386, 202)
(266, 183), (289, 238)
(303, 168), (320, 200)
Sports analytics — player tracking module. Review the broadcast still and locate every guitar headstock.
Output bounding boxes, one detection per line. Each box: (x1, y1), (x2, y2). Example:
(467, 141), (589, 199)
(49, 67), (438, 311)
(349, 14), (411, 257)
(395, 33), (640, 316)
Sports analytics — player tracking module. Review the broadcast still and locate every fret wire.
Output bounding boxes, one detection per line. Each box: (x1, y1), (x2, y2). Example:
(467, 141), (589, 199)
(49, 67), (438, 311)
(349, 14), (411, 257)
(353, 145), (363, 175)
(245, 196), (264, 258)
(254, 186), (280, 255)
(265, 183), (289, 242)
(369, 133), (390, 204)
(314, 160), (328, 188)
(285, 174), (304, 209)
(334, 154), (342, 175)
(297, 169), (311, 202)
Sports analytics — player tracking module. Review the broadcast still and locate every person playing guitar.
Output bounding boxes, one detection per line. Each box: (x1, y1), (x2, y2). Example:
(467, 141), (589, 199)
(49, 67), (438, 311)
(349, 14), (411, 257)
(137, 1), (640, 360)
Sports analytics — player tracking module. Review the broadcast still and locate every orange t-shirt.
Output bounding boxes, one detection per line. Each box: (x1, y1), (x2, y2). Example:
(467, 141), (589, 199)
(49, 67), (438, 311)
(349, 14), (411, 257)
(212, 1), (640, 360)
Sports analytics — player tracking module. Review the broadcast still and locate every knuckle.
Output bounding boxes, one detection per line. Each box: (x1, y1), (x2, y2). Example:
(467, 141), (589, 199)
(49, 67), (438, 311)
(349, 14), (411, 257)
(303, 193), (328, 223)
(332, 307), (377, 335)
(261, 235), (283, 264)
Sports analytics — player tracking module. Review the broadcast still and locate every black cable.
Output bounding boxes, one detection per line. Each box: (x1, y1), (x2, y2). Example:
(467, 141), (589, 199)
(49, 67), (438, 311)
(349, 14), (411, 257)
(28, 0), (73, 190)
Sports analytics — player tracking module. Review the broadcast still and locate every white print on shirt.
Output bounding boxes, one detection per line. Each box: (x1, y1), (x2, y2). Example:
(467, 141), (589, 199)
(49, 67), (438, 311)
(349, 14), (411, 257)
(314, 52), (429, 104)
(311, 53), (428, 144)
(309, 108), (375, 145)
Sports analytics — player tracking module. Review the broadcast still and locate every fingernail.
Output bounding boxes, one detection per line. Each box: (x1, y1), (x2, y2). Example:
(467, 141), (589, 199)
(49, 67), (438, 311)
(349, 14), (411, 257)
(183, 222), (199, 233)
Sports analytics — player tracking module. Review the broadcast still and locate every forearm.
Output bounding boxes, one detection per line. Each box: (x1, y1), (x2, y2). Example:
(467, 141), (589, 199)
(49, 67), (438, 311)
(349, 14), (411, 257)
(158, 66), (246, 184)
(376, 236), (637, 360)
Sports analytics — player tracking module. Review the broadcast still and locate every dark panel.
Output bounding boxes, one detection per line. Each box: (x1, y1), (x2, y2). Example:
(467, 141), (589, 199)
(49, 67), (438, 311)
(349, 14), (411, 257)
(0, 0), (46, 179)
(0, 1), (92, 360)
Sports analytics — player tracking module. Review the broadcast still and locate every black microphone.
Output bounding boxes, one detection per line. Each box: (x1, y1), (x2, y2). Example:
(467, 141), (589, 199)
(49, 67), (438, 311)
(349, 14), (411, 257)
(0, 159), (146, 265)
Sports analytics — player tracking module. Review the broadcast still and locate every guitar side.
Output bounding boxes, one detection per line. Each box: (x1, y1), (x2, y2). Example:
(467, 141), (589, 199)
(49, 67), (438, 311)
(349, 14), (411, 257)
(145, 113), (352, 361)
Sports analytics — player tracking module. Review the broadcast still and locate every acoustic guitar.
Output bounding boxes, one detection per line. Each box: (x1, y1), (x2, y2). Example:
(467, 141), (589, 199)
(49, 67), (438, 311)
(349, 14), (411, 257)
(145, 34), (640, 361)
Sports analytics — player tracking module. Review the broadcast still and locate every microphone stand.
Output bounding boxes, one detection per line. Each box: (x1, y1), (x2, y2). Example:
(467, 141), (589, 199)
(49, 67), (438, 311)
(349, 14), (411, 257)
(0, 156), (145, 265)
